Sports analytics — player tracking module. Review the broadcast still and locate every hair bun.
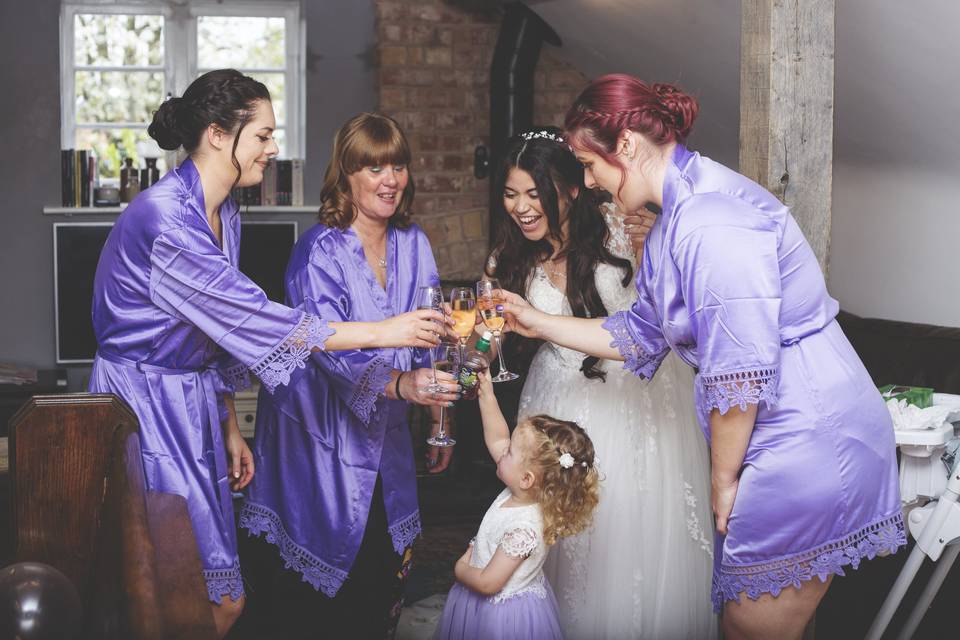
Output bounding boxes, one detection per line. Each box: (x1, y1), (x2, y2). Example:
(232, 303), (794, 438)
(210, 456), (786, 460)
(652, 83), (699, 141)
(148, 96), (185, 151)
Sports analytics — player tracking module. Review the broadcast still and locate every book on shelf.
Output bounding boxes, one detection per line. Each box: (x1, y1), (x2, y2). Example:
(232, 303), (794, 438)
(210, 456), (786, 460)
(61, 149), (97, 207)
(226, 158), (304, 209)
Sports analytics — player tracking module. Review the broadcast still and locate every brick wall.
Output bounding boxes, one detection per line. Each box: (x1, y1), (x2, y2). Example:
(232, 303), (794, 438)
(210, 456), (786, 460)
(375, 0), (589, 279)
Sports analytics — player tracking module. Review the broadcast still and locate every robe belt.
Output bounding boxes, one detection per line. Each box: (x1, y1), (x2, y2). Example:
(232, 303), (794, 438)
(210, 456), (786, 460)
(96, 350), (212, 375)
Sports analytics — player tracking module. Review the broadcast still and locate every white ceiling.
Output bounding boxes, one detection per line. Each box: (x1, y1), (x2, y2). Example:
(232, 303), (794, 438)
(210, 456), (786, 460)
(530, 0), (960, 171)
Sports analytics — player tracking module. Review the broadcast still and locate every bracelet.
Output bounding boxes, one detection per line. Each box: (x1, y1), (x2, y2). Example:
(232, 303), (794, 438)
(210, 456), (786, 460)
(395, 371), (406, 402)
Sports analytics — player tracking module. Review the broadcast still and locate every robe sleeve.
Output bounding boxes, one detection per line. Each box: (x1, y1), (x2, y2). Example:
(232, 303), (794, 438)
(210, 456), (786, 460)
(149, 225), (335, 394)
(601, 246), (670, 379)
(296, 246), (394, 426)
(673, 196), (782, 418)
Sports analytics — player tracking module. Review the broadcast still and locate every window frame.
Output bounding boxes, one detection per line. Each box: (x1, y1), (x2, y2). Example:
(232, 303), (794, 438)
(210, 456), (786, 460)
(60, 0), (304, 167)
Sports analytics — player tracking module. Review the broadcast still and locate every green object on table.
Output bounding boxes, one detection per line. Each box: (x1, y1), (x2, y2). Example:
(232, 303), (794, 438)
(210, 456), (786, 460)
(878, 384), (934, 408)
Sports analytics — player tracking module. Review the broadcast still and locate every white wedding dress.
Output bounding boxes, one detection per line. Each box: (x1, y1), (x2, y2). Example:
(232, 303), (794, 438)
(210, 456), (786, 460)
(517, 207), (718, 639)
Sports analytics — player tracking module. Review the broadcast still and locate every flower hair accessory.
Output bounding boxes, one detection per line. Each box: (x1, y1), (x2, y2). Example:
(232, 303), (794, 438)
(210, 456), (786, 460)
(521, 129), (566, 144)
(558, 451), (589, 469)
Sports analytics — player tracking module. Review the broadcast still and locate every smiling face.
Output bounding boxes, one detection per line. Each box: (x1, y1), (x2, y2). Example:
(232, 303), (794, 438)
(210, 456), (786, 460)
(571, 131), (661, 213)
(347, 163), (409, 223)
(502, 167), (574, 243)
(223, 98), (279, 188)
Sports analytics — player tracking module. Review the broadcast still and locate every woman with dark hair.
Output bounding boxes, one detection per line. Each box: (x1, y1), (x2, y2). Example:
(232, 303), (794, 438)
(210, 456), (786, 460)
(239, 113), (455, 639)
(487, 127), (717, 638)
(500, 75), (904, 640)
(89, 72), (450, 638)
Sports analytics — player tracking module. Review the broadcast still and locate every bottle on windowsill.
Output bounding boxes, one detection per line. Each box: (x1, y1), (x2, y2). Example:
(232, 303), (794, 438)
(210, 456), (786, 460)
(458, 331), (493, 400)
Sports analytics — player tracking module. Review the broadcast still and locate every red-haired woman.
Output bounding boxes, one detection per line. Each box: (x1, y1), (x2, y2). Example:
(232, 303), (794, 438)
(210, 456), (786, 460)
(500, 74), (903, 639)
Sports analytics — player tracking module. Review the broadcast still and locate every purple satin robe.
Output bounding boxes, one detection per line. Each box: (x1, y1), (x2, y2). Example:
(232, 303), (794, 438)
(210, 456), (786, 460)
(88, 158), (333, 603)
(240, 222), (439, 597)
(603, 144), (905, 610)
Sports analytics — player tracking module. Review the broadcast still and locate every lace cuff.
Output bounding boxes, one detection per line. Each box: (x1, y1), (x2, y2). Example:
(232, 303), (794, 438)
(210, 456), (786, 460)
(349, 356), (394, 425)
(204, 561), (244, 603)
(251, 314), (335, 394)
(500, 526), (539, 558)
(602, 312), (663, 379)
(697, 366), (780, 418)
(218, 361), (251, 394)
(388, 510), (422, 554)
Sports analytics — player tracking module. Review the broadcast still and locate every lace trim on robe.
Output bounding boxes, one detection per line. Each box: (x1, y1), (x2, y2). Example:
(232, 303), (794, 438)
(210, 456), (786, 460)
(349, 356), (394, 425)
(239, 501), (350, 598)
(219, 361), (251, 393)
(387, 509), (422, 554)
(601, 312), (663, 379)
(697, 367), (780, 419)
(251, 314), (334, 393)
(204, 560), (244, 603)
(711, 511), (906, 613)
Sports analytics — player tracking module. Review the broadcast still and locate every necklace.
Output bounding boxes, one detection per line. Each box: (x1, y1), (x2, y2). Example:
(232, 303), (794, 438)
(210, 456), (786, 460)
(353, 226), (387, 269)
(542, 258), (566, 282)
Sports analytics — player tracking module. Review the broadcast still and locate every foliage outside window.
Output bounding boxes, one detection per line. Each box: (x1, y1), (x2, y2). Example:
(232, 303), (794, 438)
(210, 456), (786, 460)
(61, 2), (302, 183)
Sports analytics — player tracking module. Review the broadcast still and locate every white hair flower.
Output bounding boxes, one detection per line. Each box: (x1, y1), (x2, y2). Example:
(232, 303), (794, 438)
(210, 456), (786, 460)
(558, 452), (575, 469)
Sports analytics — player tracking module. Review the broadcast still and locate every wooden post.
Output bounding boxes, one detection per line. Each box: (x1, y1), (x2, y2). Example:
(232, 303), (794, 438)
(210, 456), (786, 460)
(740, 0), (835, 275)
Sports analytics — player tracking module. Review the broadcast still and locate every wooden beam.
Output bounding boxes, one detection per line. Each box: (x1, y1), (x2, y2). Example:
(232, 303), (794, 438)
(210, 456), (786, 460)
(740, 0), (835, 274)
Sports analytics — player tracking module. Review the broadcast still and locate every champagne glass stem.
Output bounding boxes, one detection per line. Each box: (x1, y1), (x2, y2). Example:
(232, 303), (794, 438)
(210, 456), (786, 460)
(494, 333), (509, 374)
(437, 403), (445, 441)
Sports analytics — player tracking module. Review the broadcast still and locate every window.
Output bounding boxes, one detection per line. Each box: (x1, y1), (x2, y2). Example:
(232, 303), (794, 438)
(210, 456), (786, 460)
(61, 1), (302, 181)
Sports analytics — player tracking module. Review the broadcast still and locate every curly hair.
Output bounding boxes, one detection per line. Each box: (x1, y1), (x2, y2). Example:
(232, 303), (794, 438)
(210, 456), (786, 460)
(521, 415), (600, 546)
(319, 112), (414, 229)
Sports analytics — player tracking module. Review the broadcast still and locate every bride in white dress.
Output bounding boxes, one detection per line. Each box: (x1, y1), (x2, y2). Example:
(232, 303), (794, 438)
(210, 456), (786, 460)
(486, 128), (717, 639)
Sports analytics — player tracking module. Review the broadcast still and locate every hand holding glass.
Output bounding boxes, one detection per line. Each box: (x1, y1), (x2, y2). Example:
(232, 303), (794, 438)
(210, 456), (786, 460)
(426, 341), (459, 447)
(476, 277), (519, 382)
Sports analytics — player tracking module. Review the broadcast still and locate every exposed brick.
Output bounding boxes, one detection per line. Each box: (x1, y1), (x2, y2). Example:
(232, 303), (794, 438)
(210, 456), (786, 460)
(408, 46), (424, 65)
(461, 210), (485, 239)
(550, 69), (586, 90)
(380, 86), (407, 110)
(383, 24), (403, 43)
(453, 42), (484, 69)
(424, 46), (453, 66)
(380, 45), (407, 66)
(377, 2), (407, 21)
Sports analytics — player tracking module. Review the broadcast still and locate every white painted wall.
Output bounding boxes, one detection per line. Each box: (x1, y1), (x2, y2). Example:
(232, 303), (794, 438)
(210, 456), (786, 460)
(532, 0), (960, 327)
(828, 163), (960, 327)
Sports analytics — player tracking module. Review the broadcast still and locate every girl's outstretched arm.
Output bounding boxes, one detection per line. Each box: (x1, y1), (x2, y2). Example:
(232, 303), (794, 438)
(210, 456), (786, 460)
(454, 545), (525, 597)
(477, 370), (510, 461)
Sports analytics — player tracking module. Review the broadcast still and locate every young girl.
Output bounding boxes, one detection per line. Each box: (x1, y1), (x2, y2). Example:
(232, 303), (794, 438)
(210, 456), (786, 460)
(434, 370), (600, 640)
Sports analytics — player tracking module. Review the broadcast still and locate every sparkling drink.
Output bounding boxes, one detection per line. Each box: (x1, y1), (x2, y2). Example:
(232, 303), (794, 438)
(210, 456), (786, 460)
(478, 297), (505, 332)
(451, 298), (475, 340)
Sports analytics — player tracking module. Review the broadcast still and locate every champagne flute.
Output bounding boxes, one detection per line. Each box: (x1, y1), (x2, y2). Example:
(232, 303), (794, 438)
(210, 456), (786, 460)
(417, 285), (446, 392)
(476, 277), (519, 382)
(449, 286), (476, 364)
(426, 340), (459, 447)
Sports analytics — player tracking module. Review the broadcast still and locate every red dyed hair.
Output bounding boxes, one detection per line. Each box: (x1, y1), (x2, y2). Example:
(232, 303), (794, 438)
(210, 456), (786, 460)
(564, 74), (699, 168)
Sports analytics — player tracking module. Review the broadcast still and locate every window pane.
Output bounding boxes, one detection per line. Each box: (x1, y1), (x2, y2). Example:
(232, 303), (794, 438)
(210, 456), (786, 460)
(76, 128), (167, 180)
(197, 16), (285, 69)
(247, 73), (286, 126)
(74, 14), (164, 67)
(272, 128), (287, 158)
(76, 71), (164, 124)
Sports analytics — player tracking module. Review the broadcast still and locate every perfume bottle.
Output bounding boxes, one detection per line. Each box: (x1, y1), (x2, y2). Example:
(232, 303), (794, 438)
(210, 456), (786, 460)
(121, 157), (140, 203)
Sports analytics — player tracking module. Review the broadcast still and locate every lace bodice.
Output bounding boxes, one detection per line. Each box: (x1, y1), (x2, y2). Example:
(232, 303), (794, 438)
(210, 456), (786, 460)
(525, 204), (637, 370)
(469, 488), (548, 603)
